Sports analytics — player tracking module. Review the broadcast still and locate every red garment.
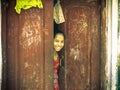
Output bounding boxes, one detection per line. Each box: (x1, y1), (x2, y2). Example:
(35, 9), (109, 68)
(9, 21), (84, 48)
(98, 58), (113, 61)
(54, 57), (60, 90)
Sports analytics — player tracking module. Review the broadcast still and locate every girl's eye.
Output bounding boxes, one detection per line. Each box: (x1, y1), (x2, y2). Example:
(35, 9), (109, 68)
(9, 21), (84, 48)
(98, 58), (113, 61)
(55, 40), (59, 42)
(61, 41), (64, 43)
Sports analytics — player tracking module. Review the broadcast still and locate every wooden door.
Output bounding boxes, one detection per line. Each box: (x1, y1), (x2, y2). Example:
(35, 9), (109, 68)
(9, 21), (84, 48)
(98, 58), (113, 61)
(59, 0), (101, 90)
(2, 0), (53, 90)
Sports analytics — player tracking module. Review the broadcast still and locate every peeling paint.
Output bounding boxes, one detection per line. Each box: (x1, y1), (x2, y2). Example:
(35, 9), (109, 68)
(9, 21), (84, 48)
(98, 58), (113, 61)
(70, 45), (81, 61)
(20, 21), (42, 49)
(24, 62), (29, 68)
(19, 12), (42, 49)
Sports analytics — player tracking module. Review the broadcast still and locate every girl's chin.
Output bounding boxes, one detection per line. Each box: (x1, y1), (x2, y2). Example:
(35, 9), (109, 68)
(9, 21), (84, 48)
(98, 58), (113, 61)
(54, 48), (61, 51)
(55, 49), (61, 52)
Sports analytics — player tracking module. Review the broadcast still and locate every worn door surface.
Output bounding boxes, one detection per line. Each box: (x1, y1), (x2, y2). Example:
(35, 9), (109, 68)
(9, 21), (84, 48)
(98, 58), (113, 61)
(2, 0), (53, 90)
(59, 0), (100, 90)
(2, 0), (101, 90)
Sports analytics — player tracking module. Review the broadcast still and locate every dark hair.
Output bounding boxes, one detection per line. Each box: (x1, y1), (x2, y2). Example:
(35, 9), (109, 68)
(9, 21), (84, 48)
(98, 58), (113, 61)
(54, 29), (65, 38)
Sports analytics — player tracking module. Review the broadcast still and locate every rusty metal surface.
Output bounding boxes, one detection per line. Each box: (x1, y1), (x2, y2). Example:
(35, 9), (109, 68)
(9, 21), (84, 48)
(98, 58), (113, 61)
(66, 7), (90, 90)
(1, 0), (8, 89)
(43, 0), (54, 90)
(60, 0), (100, 90)
(6, 1), (19, 90)
(18, 8), (44, 90)
(5, 0), (53, 90)
(3, 0), (102, 90)
(89, 2), (100, 90)
(100, 0), (106, 89)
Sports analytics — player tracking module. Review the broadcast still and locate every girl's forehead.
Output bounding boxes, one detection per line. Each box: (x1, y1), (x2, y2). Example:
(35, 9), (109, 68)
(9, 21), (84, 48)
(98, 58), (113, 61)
(55, 33), (64, 38)
(54, 34), (64, 40)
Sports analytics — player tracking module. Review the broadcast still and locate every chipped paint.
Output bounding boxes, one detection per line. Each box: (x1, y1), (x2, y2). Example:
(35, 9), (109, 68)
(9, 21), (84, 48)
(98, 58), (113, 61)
(19, 12), (42, 49)
(70, 45), (81, 61)
(21, 62), (41, 89)
(20, 21), (42, 49)
(66, 6), (92, 90)
(24, 62), (29, 68)
(18, 9), (43, 90)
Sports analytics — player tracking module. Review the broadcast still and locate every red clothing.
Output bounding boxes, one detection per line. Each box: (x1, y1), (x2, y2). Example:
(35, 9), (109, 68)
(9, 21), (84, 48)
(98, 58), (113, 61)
(54, 58), (60, 90)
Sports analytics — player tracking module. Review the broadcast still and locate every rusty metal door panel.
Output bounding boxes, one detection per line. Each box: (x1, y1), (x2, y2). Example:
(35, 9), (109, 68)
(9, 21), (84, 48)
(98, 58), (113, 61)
(6, 1), (19, 90)
(7, 7), (44, 90)
(18, 8), (44, 90)
(66, 6), (91, 90)
(43, 0), (54, 90)
(3, 0), (53, 90)
(60, 0), (100, 90)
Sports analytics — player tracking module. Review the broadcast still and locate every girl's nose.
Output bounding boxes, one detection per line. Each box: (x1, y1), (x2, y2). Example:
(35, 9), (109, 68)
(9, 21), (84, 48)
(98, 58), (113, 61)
(58, 42), (61, 46)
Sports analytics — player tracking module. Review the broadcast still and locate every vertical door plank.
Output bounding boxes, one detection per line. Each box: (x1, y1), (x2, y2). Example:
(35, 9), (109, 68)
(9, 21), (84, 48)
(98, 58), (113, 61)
(4, 0), (53, 90)
(6, 1), (20, 90)
(43, 0), (54, 90)
(18, 8), (44, 90)
(60, 0), (100, 90)
(66, 6), (91, 90)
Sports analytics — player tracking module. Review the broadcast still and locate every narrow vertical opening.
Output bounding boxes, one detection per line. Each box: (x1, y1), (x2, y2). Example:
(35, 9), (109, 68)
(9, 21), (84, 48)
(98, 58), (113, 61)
(53, 21), (65, 90)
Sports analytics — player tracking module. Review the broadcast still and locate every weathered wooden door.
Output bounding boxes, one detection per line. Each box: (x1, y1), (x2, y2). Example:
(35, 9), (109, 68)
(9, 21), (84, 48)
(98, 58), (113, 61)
(2, 0), (53, 90)
(59, 0), (101, 90)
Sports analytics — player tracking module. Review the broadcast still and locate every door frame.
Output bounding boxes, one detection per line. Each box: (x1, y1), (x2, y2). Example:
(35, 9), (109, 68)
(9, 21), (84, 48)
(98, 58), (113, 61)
(106, 0), (118, 90)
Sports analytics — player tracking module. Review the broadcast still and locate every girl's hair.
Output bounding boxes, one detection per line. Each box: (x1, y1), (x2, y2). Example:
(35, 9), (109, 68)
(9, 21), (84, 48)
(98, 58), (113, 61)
(54, 29), (65, 38)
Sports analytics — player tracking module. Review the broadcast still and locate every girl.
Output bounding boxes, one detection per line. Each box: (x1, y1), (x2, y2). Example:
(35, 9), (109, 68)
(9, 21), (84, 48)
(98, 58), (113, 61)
(54, 30), (65, 90)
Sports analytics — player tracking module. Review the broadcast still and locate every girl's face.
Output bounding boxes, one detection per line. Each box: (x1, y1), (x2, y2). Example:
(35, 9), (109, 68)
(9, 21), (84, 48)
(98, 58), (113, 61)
(54, 33), (64, 52)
